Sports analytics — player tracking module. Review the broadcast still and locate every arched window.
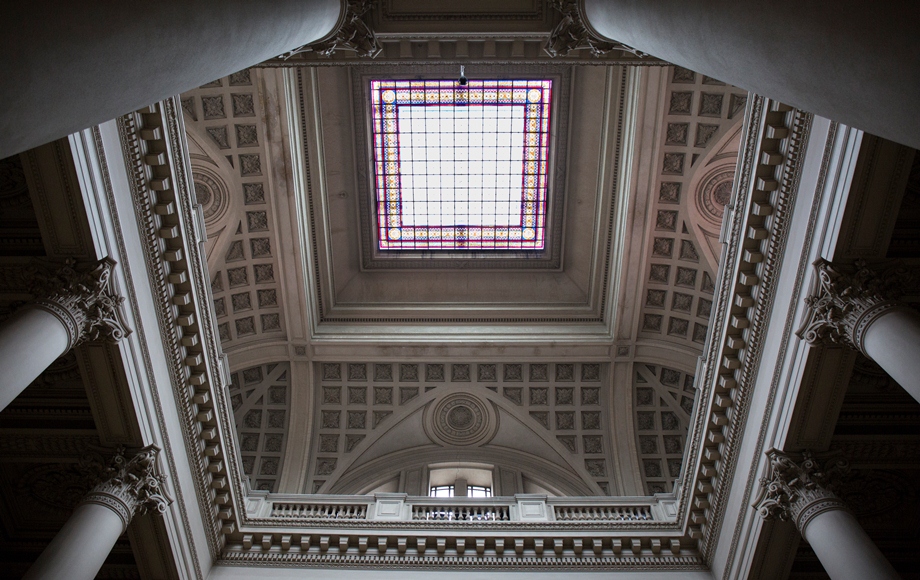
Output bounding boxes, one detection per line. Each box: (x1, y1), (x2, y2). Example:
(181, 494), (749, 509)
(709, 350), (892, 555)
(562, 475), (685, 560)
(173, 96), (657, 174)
(428, 463), (493, 497)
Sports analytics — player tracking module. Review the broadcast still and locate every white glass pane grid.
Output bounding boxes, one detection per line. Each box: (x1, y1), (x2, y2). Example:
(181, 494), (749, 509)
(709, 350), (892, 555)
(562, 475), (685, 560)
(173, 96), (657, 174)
(428, 485), (492, 498)
(430, 485), (455, 497)
(371, 79), (552, 251)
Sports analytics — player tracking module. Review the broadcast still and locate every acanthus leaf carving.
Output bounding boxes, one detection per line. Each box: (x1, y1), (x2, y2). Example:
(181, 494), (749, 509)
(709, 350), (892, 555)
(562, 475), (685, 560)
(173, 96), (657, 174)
(28, 257), (130, 348)
(544, 0), (649, 59)
(798, 259), (915, 354)
(754, 448), (850, 532)
(281, 0), (381, 60)
(80, 444), (173, 528)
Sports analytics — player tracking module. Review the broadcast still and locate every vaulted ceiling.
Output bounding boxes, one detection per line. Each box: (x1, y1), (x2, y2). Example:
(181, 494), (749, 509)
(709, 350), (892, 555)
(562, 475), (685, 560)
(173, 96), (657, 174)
(0, 1), (917, 577)
(179, 58), (747, 497)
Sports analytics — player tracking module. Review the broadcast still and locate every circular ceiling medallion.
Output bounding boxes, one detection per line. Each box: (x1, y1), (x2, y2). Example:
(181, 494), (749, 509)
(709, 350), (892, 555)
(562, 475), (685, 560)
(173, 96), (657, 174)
(425, 393), (496, 447)
(192, 168), (230, 226)
(696, 168), (735, 226)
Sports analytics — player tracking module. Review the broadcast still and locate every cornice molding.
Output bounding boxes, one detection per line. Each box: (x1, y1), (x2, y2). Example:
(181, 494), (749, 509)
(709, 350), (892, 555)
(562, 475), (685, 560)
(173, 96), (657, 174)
(676, 98), (813, 557)
(117, 100), (233, 554)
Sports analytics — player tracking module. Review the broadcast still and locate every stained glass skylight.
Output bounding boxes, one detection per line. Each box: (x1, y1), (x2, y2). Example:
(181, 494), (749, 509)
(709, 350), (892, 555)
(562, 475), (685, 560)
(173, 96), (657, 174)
(370, 79), (553, 250)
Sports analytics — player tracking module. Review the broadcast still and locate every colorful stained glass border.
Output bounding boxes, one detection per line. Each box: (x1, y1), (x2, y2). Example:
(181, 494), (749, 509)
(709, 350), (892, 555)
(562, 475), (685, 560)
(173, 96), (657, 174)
(370, 79), (553, 250)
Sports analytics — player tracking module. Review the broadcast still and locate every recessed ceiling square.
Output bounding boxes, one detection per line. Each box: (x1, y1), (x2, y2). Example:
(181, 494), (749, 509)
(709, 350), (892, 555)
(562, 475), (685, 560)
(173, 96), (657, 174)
(370, 79), (553, 250)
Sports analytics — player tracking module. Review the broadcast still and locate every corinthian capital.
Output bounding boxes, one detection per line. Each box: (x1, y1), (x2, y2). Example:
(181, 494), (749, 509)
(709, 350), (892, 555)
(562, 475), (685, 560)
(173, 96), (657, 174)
(28, 258), (129, 349)
(545, 0), (649, 58)
(281, 0), (381, 60)
(754, 449), (849, 532)
(798, 259), (914, 355)
(80, 445), (172, 530)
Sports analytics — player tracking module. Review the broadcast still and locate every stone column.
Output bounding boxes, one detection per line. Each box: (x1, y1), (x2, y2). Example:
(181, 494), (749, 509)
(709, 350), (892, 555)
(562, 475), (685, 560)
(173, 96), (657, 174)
(755, 449), (899, 580)
(23, 446), (171, 580)
(799, 259), (920, 403)
(0, 259), (128, 411)
(579, 0), (920, 150)
(0, 0), (343, 158)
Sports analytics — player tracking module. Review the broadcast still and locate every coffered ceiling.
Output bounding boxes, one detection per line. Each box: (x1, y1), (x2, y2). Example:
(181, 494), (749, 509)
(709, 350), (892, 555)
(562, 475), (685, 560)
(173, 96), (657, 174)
(178, 60), (746, 499)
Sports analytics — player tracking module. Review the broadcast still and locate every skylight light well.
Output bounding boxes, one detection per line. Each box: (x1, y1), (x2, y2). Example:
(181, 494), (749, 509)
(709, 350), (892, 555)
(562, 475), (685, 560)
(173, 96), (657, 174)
(370, 79), (553, 250)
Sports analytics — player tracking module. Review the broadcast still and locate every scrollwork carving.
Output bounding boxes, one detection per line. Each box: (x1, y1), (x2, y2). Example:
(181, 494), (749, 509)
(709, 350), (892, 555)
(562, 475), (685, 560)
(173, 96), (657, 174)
(544, 0), (649, 58)
(27, 258), (130, 349)
(798, 259), (915, 355)
(282, 0), (381, 60)
(754, 449), (850, 532)
(79, 445), (172, 529)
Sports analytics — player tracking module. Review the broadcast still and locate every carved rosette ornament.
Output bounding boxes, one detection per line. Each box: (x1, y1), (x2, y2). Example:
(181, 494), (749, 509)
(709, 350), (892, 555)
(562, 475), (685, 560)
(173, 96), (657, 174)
(28, 258), (129, 350)
(798, 259), (915, 356)
(282, 0), (381, 60)
(754, 449), (850, 533)
(545, 0), (649, 58)
(79, 445), (172, 530)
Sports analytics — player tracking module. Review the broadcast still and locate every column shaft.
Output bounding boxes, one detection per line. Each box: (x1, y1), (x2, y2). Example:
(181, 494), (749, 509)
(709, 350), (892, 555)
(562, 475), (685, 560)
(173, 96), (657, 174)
(861, 307), (920, 402)
(801, 508), (900, 580)
(0, 305), (71, 411)
(22, 502), (126, 580)
(0, 0), (342, 158)
(581, 0), (920, 149)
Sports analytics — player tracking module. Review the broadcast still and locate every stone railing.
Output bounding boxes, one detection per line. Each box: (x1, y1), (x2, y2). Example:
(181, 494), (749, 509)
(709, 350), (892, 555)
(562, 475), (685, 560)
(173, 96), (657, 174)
(246, 493), (676, 525)
(551, 504), (653, 521)
(270, 501), (368, 520)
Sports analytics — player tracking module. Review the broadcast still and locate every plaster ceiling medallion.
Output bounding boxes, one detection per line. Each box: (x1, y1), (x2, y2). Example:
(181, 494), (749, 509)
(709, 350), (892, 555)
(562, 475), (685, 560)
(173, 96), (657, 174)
(192, 167), (230, 226)
(695, 166), (734, 226)
(425, 392), (497, 446)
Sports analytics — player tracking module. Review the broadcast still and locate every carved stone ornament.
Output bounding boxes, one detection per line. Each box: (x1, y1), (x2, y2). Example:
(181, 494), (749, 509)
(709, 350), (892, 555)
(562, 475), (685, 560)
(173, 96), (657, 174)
(281, 0), (381, 60)
(28, 258), (130, 349)
(544, 0), (649, 58)
(754, 448), (850, 533)
(798, 259), (915, 355)
(79, 445), (172, 530)
(424, 392), (497, 447)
